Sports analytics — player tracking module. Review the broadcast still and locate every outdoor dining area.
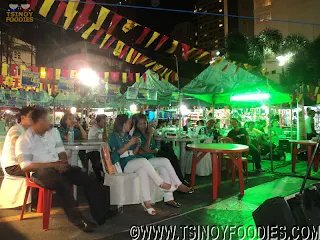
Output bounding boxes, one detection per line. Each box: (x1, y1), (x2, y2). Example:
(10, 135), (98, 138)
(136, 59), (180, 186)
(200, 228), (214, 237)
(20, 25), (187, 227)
(0, 58), (320, 239)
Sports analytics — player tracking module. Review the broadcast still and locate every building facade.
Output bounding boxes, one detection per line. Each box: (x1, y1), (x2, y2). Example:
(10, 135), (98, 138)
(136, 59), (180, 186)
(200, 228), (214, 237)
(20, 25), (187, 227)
(0, 33), (36, 66)
(254, 0), (320, 39)
(193, 0), (254, 52)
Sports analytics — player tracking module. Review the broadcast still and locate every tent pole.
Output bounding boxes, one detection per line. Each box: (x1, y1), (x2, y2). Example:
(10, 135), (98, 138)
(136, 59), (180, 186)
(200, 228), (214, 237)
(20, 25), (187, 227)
(174, 54), (182, 133)
(53, 98), (56, 127)
(267, 77), (273, 172)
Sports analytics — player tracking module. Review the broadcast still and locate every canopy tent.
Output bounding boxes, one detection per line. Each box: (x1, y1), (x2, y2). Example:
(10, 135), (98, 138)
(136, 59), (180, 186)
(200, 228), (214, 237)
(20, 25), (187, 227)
(181, 59), (290, 106)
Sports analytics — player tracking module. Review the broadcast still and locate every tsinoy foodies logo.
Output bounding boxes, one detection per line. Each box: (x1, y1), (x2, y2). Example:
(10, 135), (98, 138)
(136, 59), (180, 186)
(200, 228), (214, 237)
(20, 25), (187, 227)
(6, 2), (34, 23)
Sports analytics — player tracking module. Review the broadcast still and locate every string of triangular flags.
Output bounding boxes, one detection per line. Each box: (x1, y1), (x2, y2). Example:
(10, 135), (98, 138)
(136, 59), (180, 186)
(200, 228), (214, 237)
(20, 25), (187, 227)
(0, 62), (147, 95)
(28, 0), (212, 74)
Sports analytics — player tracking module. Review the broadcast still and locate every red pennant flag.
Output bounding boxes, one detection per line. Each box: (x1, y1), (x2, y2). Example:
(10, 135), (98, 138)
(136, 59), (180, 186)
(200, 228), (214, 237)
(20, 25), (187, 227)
(51, 84), (56, 95)
(143, 59), (153, 66)
(74, 0), (94, 32)
(61, 69), (69, 77)
(110, 72), (120, 82)
(158, 75), (162, 81)
(52, 2), (67, 24)
(0, 75), (3, 85)
(154, 35), (169, 51)
(222, 61), (230, 71)
(31, 66), (38, 72)
(182, 43), (191, 61)
(107, 14), (123, 35)
(47, 68), (54, 80)
(14, 77), (19, 87)
(11, 64), (17, 76)
(129, 72), (134, 83)
(135, 55), (147, 64)
(29, 0), (38, 10)
(130, 50), (138, 63)
(143, 73), (147, 82)
(157, 66), (165, 73)
(171, 72), (175, 83)
(98, 72), (103, 80)
(235, 64), (241, 74)
(119, 46), (130, 59)
(136, 28), (151, 44)
(103, 37), (116, 50)
(91, 29), (105, 44)
(195, 49), (204, 56)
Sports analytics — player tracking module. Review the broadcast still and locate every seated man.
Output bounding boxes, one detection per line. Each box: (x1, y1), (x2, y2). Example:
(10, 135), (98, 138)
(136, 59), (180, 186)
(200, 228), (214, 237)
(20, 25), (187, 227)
(87, 114), (107, 183)
(2, 107), (33, 176)
(16, 108), (115, 232)
(228, 118), (265, 172)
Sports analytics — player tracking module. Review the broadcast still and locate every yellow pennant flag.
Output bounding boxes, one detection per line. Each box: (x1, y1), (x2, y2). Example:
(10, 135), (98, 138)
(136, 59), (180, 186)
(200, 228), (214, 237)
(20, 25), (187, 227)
(132, 53), (141, 64)
(104, 72), (109, 82)
(298, 94), (303, 103)
(187, 48), (197, 55)
(113, 41), (125, 57)
(81, 24), (96, 39)
(63, 0), (79, 29)
(175, 73), (179, 81)
(1, 63), (8, 76)
(145, 32), (160, 48)
(40, 67), (46, 79)
(122, 20), (137, 33)
(39, 0), (55, 17)
(20, 65), (26, 75)
(95, 7), (110, 30)
(100, 33), (111, 48)
(139, 57), (149, 64)
(166, 40), (179, 53)
(315, 87), (319, 95)
(122, 73), (127, 83)
(196, 52), (210, 61)
(55, 69), (61, 80)
(135, 73), (140, 83)
(145, 61), (156, 68)
(125, 48), (135, 63)
(152, 64), (163, 72)
(164, 70), (173, 82)
(161, 68), (169, 76)
(70, 70), (77, 79)
(5, 76), (14, 87)
(317, 94), (320, 104)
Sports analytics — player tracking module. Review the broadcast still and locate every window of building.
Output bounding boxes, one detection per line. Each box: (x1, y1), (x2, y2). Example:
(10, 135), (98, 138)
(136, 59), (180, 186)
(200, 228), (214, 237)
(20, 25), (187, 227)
(219, 24), (223, 27)
(219, 0), (222, 2)
(254, 0), (271, 9)
(219, 9), (222, 12)
(257, 12), (271, 23)
(14, 51), (21, 59)
(215, 40), (218, 43)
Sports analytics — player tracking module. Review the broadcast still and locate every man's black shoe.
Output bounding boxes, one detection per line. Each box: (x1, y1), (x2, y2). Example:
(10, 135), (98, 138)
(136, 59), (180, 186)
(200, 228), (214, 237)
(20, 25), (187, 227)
(97, 208), (121, 226)
(77, 220), (98, 233)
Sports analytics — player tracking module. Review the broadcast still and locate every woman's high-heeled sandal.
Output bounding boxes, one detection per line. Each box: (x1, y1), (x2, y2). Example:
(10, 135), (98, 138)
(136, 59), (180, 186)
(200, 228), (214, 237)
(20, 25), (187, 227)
(141, 203), (156, 215)
(160, 183), (178, 192)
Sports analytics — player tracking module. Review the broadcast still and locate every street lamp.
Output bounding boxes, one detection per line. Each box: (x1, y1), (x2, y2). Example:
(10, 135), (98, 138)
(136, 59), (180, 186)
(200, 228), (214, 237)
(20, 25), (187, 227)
(78, 68), (99, 87)
(276, 53), (294, 67)
(70, 107), (77, 114)
(130, 104), (137, 113)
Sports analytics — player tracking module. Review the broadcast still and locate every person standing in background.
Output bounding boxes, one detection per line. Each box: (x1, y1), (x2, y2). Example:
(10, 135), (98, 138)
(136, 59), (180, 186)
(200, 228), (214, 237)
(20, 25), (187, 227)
(306, 110), (317, 140)
(87, 115), (107, 183)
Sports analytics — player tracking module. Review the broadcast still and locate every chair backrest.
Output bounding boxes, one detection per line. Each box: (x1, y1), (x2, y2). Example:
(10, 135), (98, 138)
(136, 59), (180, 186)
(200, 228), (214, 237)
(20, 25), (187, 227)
(100, 143), (113, 175)
(218, 136), (233, 143)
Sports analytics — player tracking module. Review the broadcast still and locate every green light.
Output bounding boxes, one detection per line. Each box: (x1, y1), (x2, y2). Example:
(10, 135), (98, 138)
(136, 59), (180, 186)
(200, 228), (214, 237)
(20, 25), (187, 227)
(230, 93), (270, 101)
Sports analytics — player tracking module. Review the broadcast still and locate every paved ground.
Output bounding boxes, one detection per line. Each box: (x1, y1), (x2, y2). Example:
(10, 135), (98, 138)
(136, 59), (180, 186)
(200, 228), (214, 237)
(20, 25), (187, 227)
(0, 159), (319, 240)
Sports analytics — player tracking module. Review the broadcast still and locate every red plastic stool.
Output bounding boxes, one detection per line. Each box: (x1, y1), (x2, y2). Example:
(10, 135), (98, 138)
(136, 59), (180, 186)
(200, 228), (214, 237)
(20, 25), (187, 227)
(20, 173), (53, 231)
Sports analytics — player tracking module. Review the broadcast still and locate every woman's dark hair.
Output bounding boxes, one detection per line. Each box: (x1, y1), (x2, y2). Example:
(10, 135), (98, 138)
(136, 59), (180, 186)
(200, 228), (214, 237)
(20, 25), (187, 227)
(17, 106), (34, 123)
(134, 114), (147, 134)
(96, 114), (107, 123)
(131, 114), (140, 129)
(113, 114), (129, 133)
(60, 112), (73, 129)
(31, 107), (48, 123)
(231, 118), (238, 122)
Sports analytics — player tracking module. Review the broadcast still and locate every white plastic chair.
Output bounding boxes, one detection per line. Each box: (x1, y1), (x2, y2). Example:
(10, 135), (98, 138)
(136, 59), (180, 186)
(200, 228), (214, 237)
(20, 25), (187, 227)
(0, 167), (31, 209)
(100, 143), (163, 207)
(185, 137), (214, 176)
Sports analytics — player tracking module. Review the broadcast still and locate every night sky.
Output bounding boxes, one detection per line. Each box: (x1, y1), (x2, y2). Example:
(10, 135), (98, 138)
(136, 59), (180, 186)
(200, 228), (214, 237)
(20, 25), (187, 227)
(0, 0), (204, 82)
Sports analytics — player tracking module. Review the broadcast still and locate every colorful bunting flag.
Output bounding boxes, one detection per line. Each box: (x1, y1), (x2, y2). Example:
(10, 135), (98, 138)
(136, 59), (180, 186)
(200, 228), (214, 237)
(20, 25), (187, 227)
(81, 23), (96, 39)
(100, 33), (111, 48)
(122, 19), (137, 33)
(145, 32), (160, 48)
(38, 0), (55, 17)
(103, 37), (116, 50)
(182, 43), (191, 61)
(63, 0), (79, 29)
(74, 0), (95, 32)
(119, 46), (130, 59)
(94, 7), (110, 30)
(135, 73), (140, 83)
(125, 48), (135, 63)
(91, 29), (105, 44)
(166, 40), (179, 54)
(52, 2), (67, 24)
(122, 73), (127, 83)
(107, 14), (123, 34)
(113, 41), (125, 57)
(155, 35), (169, 51)
(132, 53), (141, 64)
(136, 27), (151, 44)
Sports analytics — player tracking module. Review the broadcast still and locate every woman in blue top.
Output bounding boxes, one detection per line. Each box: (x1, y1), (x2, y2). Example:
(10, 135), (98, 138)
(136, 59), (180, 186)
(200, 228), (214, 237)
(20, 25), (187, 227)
(108, 114), (178, 216)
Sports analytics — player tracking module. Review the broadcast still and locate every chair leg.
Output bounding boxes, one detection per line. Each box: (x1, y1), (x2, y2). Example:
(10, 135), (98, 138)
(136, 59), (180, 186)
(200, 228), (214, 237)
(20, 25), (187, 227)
(226, 159), (231, 178)
(20, 186), (31, 221)
(244, 162), (248, 182)
(42, 190), (52, 231)
(37, 188), (44, 213)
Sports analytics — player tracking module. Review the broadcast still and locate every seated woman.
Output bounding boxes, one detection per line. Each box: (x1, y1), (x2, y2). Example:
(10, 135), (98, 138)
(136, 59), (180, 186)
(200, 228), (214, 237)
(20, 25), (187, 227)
(269, 119), (284, 147)
(133, 114), (192, 187)
(59, 113), (88, 170)
(206, 119), (221, 143)
(108, 114), (189, 215)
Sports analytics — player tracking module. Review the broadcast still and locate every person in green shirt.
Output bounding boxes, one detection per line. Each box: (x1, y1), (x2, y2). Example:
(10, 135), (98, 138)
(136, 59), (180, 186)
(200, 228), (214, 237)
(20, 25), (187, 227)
(108, 114), (180, 216)
(133, 114), (193, 188)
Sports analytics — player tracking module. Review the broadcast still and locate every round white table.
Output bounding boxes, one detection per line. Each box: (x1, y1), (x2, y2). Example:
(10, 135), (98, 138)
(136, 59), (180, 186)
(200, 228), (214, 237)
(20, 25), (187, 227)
(64, 140), (104, 199)
(154, 135), (208, 176)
